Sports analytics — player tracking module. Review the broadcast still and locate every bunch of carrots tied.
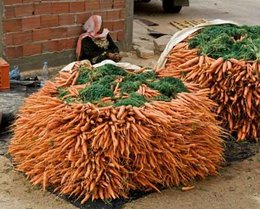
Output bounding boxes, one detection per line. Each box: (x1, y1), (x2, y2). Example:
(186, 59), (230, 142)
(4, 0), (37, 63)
(157, 24), (260, 141)
(9, 62), (223, 204)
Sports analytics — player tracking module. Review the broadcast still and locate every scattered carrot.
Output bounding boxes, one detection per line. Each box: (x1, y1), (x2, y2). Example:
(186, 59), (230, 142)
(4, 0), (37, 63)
(181, 185), (195, 192)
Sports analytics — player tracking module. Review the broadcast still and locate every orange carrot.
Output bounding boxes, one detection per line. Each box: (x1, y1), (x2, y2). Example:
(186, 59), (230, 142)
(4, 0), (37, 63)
(208, 57), (224, 73)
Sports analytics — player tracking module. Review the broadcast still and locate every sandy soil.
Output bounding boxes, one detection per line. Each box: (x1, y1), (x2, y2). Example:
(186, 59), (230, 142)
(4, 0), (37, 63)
(0, 156), (75, 209)
(124, 150), (260, 209)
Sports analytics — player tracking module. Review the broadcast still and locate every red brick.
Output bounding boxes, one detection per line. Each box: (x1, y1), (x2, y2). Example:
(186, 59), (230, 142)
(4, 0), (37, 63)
(62, 37), (78, 50)
(22, 16), (41, 30)
(3, 0), (22, 5)
(69, 2), (85, 12)
(117, 30), (124, 41)
(5, 47), (16, 58)
(3, 34), (13, 45)
(110, 31), (117, 40)
(120, 9), (126, 18)
(4, 6), (16, 19)
(42, 40), (59, 52)
(113, 0), (125, 8)
(106, 10), (120, 20)
(50, 27), (68, 39)
(15, 4), (34, 17)
(93, 11), (106, 19)
(5, 46), (23, 59)
(59, 14), (75, 25)
(41, 15), (59, 28)
(73, 37), (78, 48)
(64, 38), (77, 49)
(85, 0), (100, 11)
(103, 21), (113, 31)
(33, 28), (51, 41)
(42, 38), (76, 52)
(13, 31), (32, 45)
(34, 3), (52, 15)
(100, 0), (113, 9)
(3, 19), (22, 32)
(113, 20), (124, 30)
(52, 2), (69, 14)
(23, 43), (42, 56)
(67, 25), (82, 36)
(22, 0), (35, 3)
(76, 12), (92, 24)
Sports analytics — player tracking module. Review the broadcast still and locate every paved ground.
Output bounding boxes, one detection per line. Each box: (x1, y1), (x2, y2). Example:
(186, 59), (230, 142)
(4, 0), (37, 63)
(0, 0), (260, 209)
(134, 0), (260, 27)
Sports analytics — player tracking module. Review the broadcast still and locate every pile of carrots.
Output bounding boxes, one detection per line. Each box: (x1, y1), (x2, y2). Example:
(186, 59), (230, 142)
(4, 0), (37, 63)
(9, 63), (223, 203)
(157, 41), (260, 141)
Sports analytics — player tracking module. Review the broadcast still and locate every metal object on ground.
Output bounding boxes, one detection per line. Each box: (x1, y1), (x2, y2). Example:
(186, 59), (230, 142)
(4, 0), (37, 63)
(135, 0), (189, 13)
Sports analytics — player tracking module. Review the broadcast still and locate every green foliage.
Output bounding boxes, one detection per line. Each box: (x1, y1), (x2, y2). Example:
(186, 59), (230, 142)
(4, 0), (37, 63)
(58, 64), (188, 107)
(76, 64), (127, 84)
(126, 71), (157, 82)
(120, 80), (142, 93)
(57, 88), (69, 98)
(114, 93), (146, 107)
(95, 64), (127, 76)
(188, 24), (260, 61)
(120, 71), (157, 94)
(76, 66), (92, 84)
(97, 75), (117, 88)
(148, 77), (188, 98)
(79, 84), (113, 103)
(152, 94), (172, 102)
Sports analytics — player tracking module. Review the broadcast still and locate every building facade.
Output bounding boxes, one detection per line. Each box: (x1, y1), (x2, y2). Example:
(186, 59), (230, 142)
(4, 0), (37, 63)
(0, 0), (133, 70)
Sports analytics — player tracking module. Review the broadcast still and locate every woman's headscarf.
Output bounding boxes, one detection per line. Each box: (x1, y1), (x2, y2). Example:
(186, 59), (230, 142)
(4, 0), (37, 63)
(76, 15), (109, 60)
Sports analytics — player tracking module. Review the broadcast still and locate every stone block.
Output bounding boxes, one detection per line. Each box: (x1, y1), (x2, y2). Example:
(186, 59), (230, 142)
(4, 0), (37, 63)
(136, 47), (154, 59)
(153, 35), (172, 52)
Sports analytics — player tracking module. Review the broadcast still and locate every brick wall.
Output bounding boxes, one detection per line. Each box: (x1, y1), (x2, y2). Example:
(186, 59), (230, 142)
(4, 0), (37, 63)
(0, 0), (130, 70)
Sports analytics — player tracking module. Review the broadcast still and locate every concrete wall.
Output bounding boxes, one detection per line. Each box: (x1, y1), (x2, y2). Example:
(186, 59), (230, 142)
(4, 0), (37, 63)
(122, 0), (133, 50)
(0, 0), (133, 71)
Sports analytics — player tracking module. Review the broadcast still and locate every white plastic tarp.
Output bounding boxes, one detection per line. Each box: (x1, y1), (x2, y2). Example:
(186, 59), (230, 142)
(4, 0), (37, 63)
(60, 59), (142, 73)
(93, 60), (141, 71)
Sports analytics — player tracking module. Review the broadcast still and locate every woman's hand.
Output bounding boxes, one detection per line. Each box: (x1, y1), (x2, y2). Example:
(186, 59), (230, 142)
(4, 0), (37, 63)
(114, 53), (122, 62)
(107, 52), (122, 62)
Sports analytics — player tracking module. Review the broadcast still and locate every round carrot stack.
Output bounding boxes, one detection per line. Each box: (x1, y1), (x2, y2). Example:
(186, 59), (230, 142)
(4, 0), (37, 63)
(158, 24), (260, 141)
(9, 62), (223, 203)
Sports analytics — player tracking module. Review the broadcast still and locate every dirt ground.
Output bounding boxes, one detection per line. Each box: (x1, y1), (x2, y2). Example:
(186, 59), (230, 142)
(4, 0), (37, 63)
(0, 156), (76, 209)
(1, 0), (260, 209)
(124, 151), (260, 209)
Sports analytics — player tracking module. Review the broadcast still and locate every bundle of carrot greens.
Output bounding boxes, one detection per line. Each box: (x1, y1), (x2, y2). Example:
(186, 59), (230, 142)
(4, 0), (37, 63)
(158, 24), (260, 141)
(9, 63), (223, 204)
(56, 64), (187, 107)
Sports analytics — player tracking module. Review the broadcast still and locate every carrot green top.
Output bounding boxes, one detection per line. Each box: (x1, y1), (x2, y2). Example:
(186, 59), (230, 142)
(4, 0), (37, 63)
(189, 24), (260, 61)
(57, 64), (188, 107)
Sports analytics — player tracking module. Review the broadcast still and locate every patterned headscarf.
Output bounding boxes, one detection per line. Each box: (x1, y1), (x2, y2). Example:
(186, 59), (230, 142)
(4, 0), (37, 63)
(76, 15), (109, 60)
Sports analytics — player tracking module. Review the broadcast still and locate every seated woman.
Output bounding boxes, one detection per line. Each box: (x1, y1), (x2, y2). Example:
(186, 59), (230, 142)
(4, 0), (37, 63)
(76, 15), (122, 64)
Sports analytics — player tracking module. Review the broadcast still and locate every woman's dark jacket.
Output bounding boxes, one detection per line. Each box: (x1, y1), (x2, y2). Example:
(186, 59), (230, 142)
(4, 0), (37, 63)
(79, 34), (119, 64)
